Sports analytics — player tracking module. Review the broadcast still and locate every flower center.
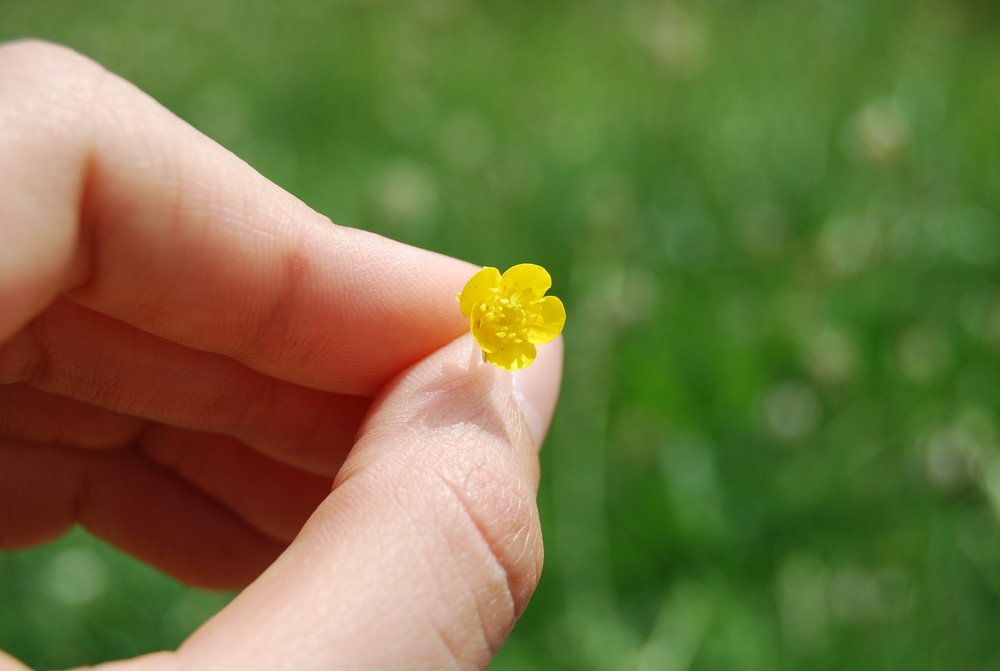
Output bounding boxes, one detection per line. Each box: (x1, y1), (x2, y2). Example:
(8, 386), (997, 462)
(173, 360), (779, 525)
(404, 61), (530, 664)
(478, 290), (534, 345)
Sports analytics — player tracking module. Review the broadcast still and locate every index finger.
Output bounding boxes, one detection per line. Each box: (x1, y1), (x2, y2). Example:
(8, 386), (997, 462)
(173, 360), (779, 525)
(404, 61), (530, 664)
(0, 40), (475, 395)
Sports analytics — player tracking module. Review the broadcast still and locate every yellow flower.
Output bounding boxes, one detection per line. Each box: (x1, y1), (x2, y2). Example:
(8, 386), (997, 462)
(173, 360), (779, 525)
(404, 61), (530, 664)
(457, 263), (566, 371)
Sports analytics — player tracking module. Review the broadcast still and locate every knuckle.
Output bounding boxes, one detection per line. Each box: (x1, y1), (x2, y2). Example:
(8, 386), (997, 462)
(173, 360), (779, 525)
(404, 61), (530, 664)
(438, 452), (544, 624)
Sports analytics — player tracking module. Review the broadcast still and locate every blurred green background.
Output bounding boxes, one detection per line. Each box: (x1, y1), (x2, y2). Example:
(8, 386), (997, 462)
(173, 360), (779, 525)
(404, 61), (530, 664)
(3, 0), (1000, 668)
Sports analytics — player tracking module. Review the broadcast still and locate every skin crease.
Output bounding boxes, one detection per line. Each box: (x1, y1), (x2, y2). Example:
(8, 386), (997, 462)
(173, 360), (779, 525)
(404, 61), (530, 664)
(0, 41), (563, 671)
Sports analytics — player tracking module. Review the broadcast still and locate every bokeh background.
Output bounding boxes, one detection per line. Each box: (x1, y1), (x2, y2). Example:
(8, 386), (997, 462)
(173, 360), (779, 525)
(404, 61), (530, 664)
(3, 0), (1000, 668)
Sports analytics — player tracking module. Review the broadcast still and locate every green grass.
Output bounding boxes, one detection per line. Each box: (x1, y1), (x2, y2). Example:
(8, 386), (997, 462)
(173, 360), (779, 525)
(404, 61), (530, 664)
(3, 0), (1000, 668)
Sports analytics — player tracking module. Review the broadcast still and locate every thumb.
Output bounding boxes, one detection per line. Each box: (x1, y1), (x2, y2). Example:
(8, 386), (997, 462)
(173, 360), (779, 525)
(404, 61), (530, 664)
(169, 334), (562, 670)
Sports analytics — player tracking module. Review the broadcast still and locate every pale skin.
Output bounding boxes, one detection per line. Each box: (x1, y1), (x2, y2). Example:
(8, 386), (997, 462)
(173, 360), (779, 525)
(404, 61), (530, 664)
(0, 41), (562, 671)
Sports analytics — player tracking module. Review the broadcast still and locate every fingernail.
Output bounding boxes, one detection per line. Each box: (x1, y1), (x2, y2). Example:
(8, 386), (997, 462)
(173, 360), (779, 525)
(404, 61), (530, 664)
(511, 337), (564, 449)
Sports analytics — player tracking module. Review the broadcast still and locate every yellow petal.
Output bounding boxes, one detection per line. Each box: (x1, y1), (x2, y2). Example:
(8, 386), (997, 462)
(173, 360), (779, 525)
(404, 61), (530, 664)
(469, 314), (497, 355)
(526, 295), (566, 344)
(458, 266), (501, 317)
(501, 263), (552, 301)
(485, 340), (537, 371)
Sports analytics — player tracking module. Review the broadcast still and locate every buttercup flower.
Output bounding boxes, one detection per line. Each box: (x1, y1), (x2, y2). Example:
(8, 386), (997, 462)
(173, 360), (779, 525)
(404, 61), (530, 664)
(457, 263), (566, 371)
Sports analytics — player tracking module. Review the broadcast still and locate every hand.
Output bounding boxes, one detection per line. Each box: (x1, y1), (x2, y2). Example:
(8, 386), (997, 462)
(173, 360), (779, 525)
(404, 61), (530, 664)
(0, 41), (562, 670)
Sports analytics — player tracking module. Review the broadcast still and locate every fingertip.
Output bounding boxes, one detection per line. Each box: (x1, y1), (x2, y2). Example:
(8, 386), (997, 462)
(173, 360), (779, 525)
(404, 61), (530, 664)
(511, 336), (564, 449)
(340, 332), (552, 610)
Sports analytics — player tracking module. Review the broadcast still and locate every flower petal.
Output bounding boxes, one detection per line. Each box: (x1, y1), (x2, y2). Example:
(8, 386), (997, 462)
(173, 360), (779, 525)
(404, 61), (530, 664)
(501, 263), (552, 301)
(458, 266), (501, 317)
(469, 314), (494, 353)
(525, 295), (566, 344)
(486, 340), (537, 371)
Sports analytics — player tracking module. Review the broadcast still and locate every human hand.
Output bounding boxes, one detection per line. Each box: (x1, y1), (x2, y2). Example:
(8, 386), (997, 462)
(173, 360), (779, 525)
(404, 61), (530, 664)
(0, 41), (562, 670)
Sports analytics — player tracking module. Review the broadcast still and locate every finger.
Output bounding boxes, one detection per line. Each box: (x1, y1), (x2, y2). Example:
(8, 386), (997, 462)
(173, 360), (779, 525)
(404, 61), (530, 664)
(0, 40), (474, 396)
(0, 439), (284, 589)
(0, 651), (29, 671)
(0, 383), (142, 449)
(167, 335), (563, 670)
(1, 299), (367, 475)
(141, 426), (334, 543)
